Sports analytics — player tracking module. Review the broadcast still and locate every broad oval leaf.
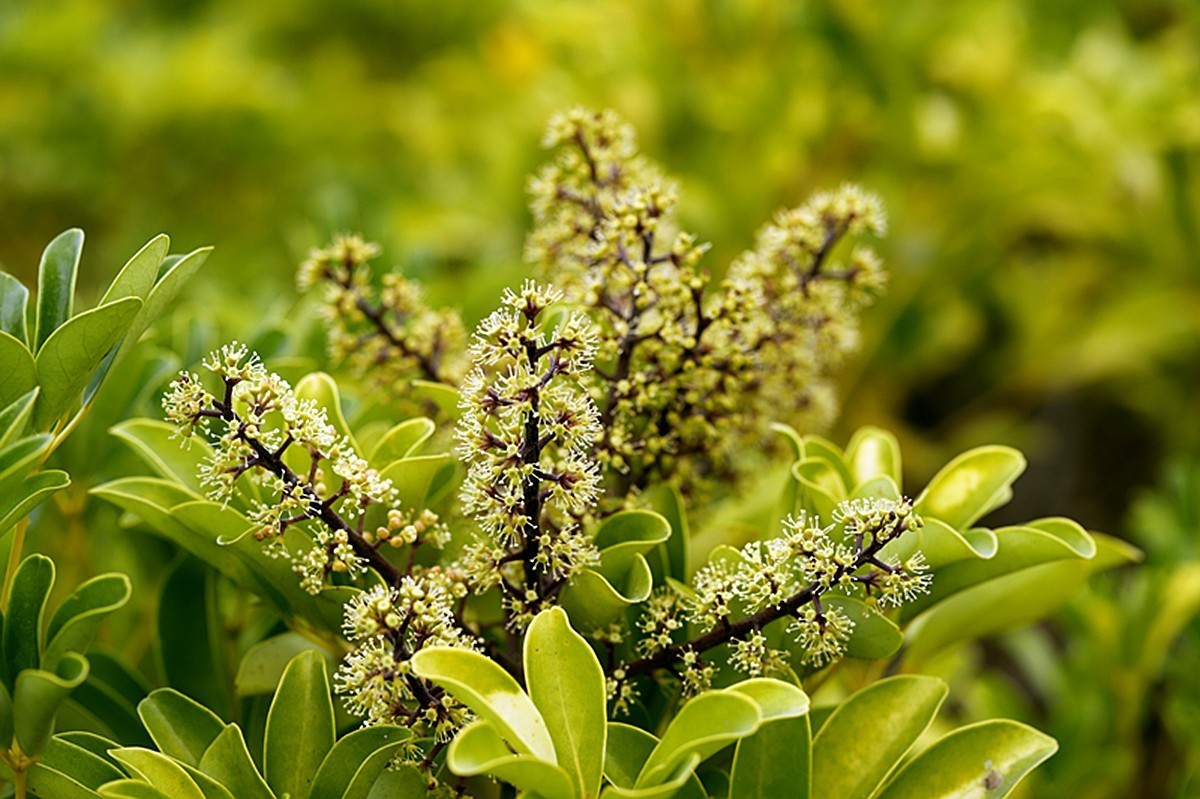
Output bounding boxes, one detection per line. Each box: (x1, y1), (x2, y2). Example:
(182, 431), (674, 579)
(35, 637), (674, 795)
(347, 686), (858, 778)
(0, 271), (30, 343)
(99, 780), (175, 799)
(0, 469), (70, 539)
(109, 747), (206, 799)
(308, 725), (412, 799)
(447, 719), (576, 799)
(35, 228), (83, 352)
(915, 447), (1026, 530)
(114, 246), (212, 365)
(235, 632), (330, 697)
(197, 725), (274, 799)
(0, 332), (37, 410)
(730, 713), (812, 799)
(137, 688), (226, 768)
(13, 652), (90, 756)
(264, 650), (336, 799)
(42, 572), (132, 670)
(411, 646), (556, 762)
(846, 426), (902, 487)
(34, 296), (143, 428)
(637, 691), (761, 788)
(0, 388), (39, 448)
(526, 607), (607, 799)
(812, 675), (947, 799)
(369, 417), (436, 463)
(101, 234), (170, 305)
(3, 553), (56, 685)
(875, 720), (1057, 799)
(37, 734), (126, 789)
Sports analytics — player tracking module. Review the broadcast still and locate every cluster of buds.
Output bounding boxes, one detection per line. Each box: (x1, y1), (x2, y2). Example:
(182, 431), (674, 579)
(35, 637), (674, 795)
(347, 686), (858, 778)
(335, 570), (475, 756)
(526, 108), (888, 497)
(619, 497), (930, 694)
(455, 280), (603, 628)
(297, 234), (467, 389)
(163, 343), (435, 595)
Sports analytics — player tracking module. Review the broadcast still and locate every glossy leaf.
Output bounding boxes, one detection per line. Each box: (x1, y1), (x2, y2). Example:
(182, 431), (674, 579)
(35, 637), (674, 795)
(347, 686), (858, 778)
(37, 734), (126, 789)
(730, 713), (812, 799)
(369, 417), (436, 463)
(915, 447), (1026, 529)
(264, 651), (335, 799)
(637, 690), (761, 787)
(411, 646), (556, 762)
(0, 433), (53, 490)
(3, 553), (55, 685)
(99, 780), (174, 799)
(447, 719), (576, 799)
(110, 419), (211, 496)
(101, 234), (169, 305)
(307, 725), (412, 799)
(235, 632), (329, 697)
(35, 228), (83, 352)
(294, 372), (359, 455)
(823, 595), (903, 660)
(811, 675), (947, 799)
(34, 296), (142, 428)
(109, 747), (206, 799)
(0, 388), (38, 448)
(846, 426), (902, 487)
(114, 246), (212, 364)
(876, 720), (1057, 799)
(0, 332), (37, 410)
(526, 607), (607, 799)
(138, 688), (226, 767)
(66, 652), (153, 747)
(156, 557), (230, 716)
(0, 271), (29, 343)
(14, 652), (90, 756)
(42, 572), (132, 670)
(197, 725), (274, 799)
(0, 469), (70, 538)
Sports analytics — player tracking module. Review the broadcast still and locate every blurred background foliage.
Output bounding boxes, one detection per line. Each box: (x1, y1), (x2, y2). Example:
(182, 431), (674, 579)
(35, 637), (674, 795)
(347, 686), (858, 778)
(2, 0), (1199, 796)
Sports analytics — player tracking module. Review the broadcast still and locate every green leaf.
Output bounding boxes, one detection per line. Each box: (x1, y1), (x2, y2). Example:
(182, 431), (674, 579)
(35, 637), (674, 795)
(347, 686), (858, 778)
(109, 419), (211, 496)
(0, 680), (11, 747)
(0, 433), (53, 490)
(410, 646), (556, 762)
(380, 454), (457, 511)
(901, 522), (1096, 622)
(34, 296), (143, 428)
(197, 725), (273, 799)
(0, 388), (38, 448)
(41, 572), (131, 670)
(561, 512), (668, 629)
(846, 427), (902, 488)
(34, 228), (83, 352)
(0, 272), (29, 344)
(730, 714), (812, 799)
(915, 447), (1026, 529)
(369, 418), (436, 463)
(14, 652), (90, 756)
(156, 557), (231, 717)
(446, 719), (576, 799)
(25, 761), (104, 799)
(525, 607), (607, 799)
(264, 651), (335, 799)
(641, 484), (690, 583)
(0, 331), (37, 410)
(3, 553), (56, 687)
(307, 726), (412, 799)
(137, 688), (226, 768)
(294, 373), (359, 455)
(875, 720), (1057, 799)
(792, 458), (843, 521)
(902, 560), (1092, 660)
(823, 594), (903, 660)
(883, 518), (997, 571)
(67, 653), (153, 747)
(235, 632), (330, 697)
(114, 246), (212, 364)
(637, 691), (761, 788)
(38, 734), (126, 789)
(101, 235), (170, 305)
(109, 748), (205, 799)
(0, 469), (70, 538)
(723, 678), (809, 722)
(811, 675), (947, 799)
(99, 780), (175, 799)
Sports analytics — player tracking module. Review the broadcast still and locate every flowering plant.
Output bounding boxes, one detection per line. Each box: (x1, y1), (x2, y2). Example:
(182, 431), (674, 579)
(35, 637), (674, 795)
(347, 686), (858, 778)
(0, 110), (1130, 799)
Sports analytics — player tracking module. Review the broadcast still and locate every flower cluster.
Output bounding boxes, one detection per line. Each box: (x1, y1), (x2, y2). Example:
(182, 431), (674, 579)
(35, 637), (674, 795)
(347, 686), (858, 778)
(298, 234), (467, 389)
(455, 280), (603, 628)
(624, 497), (929, 691)
(163, 343), (429, 594)
(526, 108), (888, 497)
(335, 569), (475, 752)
